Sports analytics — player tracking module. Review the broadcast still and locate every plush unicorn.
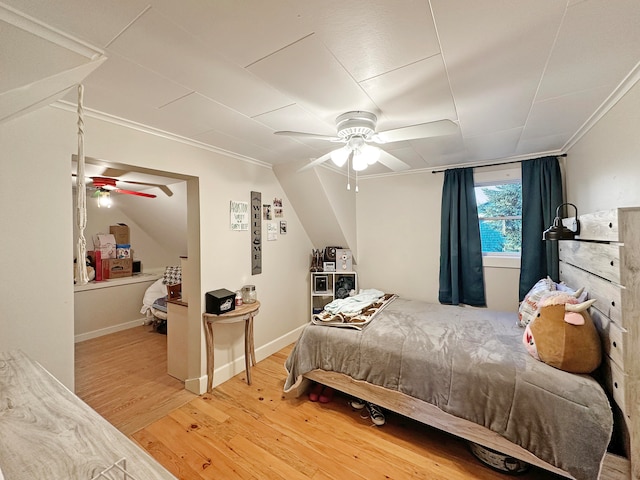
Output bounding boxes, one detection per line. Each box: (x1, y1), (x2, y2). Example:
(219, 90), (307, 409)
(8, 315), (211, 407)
(523, 292), (601, 373)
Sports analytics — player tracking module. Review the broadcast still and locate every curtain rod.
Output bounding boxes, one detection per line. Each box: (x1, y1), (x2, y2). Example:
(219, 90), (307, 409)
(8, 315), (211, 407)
(430, 153), (567, 173)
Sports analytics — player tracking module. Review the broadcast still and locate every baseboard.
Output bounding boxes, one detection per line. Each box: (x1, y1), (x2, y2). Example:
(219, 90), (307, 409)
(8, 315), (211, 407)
(185, 375), (207, 395)
(256, 322), (306, 362)
(74, 318), (147, 343)
(198, 323), (306, 395)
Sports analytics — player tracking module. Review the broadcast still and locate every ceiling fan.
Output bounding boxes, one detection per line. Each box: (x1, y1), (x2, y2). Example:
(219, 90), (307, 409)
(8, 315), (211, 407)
(275, 111), (458, 172)
(72, 174), (159, 208)
(72, 154), (174, 198)
(87, 176), (158, 198)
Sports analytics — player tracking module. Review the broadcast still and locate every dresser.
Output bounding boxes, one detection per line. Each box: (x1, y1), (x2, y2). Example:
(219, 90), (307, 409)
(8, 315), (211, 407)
(558, 207), (640, 478)
(0, 350), (176, 479)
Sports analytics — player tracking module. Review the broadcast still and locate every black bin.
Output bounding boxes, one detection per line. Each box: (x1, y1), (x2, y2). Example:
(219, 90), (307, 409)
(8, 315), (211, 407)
(205, 289), (236, 314)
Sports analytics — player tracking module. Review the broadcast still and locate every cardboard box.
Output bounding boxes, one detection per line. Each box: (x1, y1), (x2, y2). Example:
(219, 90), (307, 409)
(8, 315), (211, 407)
(205, 289), (236, 315)
(93, 234), (116, 259)
(102, 258), (133, 279)
(109, 224), (130, 245)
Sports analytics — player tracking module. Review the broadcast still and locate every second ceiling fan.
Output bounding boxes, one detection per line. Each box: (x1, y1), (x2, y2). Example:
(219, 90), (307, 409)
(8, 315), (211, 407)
(275, 111), (458, 172)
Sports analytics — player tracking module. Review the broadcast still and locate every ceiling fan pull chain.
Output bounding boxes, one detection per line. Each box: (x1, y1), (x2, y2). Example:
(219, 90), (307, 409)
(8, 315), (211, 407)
(346, 154), (351, 191)
(355, 170), (359, 193)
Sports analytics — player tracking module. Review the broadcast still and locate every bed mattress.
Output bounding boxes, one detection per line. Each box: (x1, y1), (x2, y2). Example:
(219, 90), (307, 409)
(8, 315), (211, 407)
(284, 298), (612, 480)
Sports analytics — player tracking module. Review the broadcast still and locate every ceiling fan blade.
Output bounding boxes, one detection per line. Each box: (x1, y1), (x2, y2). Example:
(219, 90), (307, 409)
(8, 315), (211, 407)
(373, 119), (458, 144)
(119, 180), (173, 197)
(297, 151), (334, 172)
(113, 188), (157, 198)
(101, 167), (129, 177)
(377, 150), (411, 172)
(275, 131), (341, 142)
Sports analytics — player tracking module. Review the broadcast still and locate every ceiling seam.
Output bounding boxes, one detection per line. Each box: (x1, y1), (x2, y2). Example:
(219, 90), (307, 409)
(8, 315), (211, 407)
(516, 1), (570, 149)
(356, 52), (442, 84)
(104, 4), (151, 49)
(157, 91), (197, 110)
(427, 0), (460, 130)
(244, 32), (315, 69)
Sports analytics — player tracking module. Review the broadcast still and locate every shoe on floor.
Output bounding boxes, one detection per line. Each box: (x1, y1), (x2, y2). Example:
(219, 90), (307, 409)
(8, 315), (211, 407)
(309, 383), (323, 402)
(318, 386), (334, 403)
(365, 402), (385, 426)
(349, 398), (366, 410)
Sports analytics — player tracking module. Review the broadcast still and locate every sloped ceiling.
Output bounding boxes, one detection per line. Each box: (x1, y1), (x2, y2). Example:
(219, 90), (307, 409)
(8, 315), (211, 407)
(4, 1), (640, 257)
(0, 3), (106, 124)
(3, 0), (640, 174)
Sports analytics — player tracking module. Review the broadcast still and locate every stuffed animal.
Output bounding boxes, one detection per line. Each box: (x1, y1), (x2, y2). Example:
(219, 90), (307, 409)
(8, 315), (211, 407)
(523, 292), (601, 373)
(74, 256), (96, 283)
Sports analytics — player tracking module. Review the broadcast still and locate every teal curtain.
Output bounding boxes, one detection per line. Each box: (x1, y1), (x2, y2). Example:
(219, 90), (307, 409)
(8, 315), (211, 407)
(519, 156), (563, 300)
(439, 168), (486, 306)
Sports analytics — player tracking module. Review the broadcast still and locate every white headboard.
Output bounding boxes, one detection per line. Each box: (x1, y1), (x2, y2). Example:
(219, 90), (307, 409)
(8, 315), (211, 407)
(559, 207), (640, 480)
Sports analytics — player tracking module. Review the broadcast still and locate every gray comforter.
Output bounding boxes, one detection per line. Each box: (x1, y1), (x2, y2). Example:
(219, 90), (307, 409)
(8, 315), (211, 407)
(284, 298), (612, 480)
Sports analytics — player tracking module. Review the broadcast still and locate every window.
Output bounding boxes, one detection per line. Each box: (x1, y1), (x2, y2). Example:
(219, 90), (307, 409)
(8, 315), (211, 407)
(475, 180), (522, 256)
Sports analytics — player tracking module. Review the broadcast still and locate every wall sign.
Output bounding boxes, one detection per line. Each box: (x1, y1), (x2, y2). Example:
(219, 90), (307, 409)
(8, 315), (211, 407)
(230, 200), (249, 231)
(251, 191), (262, 275)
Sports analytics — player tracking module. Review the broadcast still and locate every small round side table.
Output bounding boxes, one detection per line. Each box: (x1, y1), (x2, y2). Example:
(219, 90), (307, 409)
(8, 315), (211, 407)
(202, 300), (260, 392)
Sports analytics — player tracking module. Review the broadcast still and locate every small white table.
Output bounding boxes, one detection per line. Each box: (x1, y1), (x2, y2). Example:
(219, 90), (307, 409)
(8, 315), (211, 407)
(202, 300), (260, 391)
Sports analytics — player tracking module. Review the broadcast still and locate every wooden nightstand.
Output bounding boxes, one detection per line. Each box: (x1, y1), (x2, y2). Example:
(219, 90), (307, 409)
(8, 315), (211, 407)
(202, 300), (260, 392)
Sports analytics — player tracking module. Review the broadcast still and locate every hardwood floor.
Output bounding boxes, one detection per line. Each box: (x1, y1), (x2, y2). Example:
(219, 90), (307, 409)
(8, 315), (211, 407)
(75, 325), (196, 436)
(76, 326), (562, 480)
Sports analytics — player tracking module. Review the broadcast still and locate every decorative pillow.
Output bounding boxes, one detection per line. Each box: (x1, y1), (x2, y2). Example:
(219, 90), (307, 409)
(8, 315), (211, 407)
(163, 266), (182, 285)
(518, 277), (555, 327)
(555, 282), (588, 302)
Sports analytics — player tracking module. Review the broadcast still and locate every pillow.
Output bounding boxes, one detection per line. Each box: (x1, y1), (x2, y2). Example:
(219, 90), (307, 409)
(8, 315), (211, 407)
(555, 282), (588, 302)
(163, 265), (182, 285)
(518, 277), (555, 327)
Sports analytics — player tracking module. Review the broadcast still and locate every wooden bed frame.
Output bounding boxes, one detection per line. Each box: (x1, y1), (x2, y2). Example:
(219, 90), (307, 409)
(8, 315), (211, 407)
(293, 207), (639, 480)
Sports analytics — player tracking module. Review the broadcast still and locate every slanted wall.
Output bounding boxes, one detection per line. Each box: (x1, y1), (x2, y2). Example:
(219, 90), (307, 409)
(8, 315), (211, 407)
(273, 161), (357, 263)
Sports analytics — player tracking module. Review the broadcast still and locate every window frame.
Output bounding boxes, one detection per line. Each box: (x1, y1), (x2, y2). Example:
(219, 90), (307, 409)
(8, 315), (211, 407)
(473, 167), (522, 266)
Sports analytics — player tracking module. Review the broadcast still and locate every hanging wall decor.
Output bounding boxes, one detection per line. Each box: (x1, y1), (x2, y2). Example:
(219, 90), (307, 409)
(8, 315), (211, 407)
(251, 191), (262, 275)
(267, 222), (277, 241)
(230, 200), (249, 231)
(262, 204), (272, 220)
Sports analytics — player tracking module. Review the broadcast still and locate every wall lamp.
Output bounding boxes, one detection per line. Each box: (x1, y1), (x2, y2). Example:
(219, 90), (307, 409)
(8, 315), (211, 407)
(542, 203), (580, 240)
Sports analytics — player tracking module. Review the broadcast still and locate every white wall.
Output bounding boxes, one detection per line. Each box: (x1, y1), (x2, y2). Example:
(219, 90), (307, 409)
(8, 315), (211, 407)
(74, 276), (158, 339)
(565, 78), (640, 211)
(0, 107), (75, 387)
(356, 172), (442, 302)
(356, 171), (520, 312)
(0, 104), (313, 391)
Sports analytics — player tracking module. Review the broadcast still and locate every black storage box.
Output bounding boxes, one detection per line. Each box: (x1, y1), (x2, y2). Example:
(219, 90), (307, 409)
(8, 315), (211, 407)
(206, 288), (236, 314)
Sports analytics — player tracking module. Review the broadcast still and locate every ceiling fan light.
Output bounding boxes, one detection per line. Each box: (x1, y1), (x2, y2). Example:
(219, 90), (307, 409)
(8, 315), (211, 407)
(97, 190), (112, 208)
(330, 147), (349, 167)
(352, 152), (368, 171)
(362, 144), (380, 165)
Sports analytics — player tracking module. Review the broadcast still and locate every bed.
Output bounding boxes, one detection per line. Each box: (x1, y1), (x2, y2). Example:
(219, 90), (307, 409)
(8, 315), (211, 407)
(285, 207), (640, 480)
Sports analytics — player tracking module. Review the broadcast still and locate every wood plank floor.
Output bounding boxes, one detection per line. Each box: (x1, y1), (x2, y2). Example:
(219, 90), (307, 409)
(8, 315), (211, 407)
(76, 326), (562, 480)
(75, 325), (197, 436)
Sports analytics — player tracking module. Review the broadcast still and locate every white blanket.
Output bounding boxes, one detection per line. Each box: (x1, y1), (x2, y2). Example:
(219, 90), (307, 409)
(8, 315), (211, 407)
(323, 288), (385, 315)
